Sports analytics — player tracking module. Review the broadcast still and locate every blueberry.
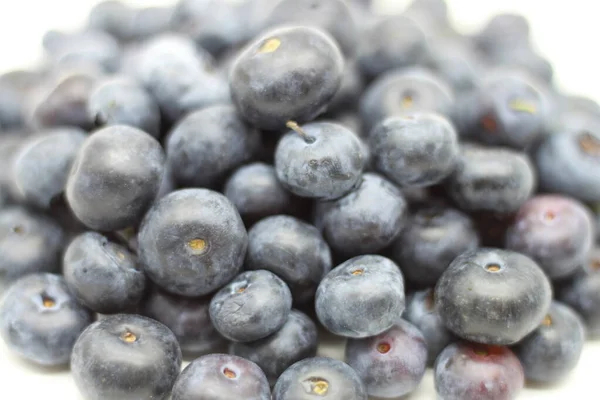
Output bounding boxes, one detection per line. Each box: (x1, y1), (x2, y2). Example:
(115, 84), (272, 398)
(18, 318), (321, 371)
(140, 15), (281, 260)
(391, 204), (479, 286)
(426, 38), (483, 93)
(246, 215), (332, 303)
(445, 143), (536, 214)
(125, 6), (175, 41)
(0, 206), (64, 284)
(514, 301), (585, 383)
(87, 1), (133, 40)
(224, 163), (297, 227)
(166, 105), (261, 189)
(357, 15), (429, 79)
(315, 255), (405, 338)
(12, 128), (86, 209)
(229, 25), (344, 131)
(327, 60), (365, 114)
(71, 314), (182, 400)
(273, 357), (367, 400)
(138, 188), (248, 297)
(209, 270), (292, 342)
(435, 248), (552, 345)
(505, 195), (595, 280)
(434, 342), (524, 400)
(0, 135), (27, 201)
(88, 76), (161, 138)
(230, 309), (318, 386)
(66, 125), (165, 231)
(264, 0), (358, 57)
(274, 122), (364, 200)
(0, 273), (93, 366)
(535, 128), (600, 203)
(314, 173), (407, 257)
(370, 113), (460, 187)
(403, 288), (456, 365)
(43, 30), (120, 72)
(63, 232), (146, 314)
(0, 70), (40, 130)
(172, 354), (270, 400)
(474, 13), (531, 57)
(360, 68), (454, 135)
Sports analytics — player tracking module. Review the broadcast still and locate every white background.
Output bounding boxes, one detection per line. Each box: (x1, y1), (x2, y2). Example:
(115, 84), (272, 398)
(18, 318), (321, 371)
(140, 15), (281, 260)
(0, 0), (598, 399)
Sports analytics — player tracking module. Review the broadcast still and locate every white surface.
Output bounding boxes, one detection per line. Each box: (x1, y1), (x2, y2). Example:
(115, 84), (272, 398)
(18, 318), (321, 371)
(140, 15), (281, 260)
(0, 0), (599, 399)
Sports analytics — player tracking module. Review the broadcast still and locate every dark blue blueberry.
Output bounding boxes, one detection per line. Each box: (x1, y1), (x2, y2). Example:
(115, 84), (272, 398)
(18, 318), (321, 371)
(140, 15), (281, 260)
(357, 15), (429, 79)
(88, 76), (161, 138)
(71, 314), (182, 400)
(369, 113), (459, 187)
(505, 195), (595, 280)
(143, 287), (228, 358)
(0, 273), (93, 366)
(273, 357), (367, 400)
(434, 342), (525, 400)
(66, 125), (165, 231)
(391, 204), (479, 286)
(445, 143), (536, 214)
(224, 163), (297, 227)
(514, 301), (585, 383)
(138, 188), (248, 297)
(209, 270), (292, 342)
(403, 288), (456, 365)
(0, 206), (64, 284)
(435, 248), (552, 345)
(345, 319), (427, 398)
(63, 232), (146, 314)
(166, 105), (261, 189)
(229, 26), (344, 131)
(172, 354), (270, 400)
(246, 215), (332, 303)
(315, 255), (405, 338)
(359, 68), (454, 135)
(314, 173), (407, 257)
(265, 0), (358, 57)
(230, 309), (319, 386)
(42, 30), (120, 72)
(274, 122), (364, 200)
(535, 128), (600, 204)
(12, 128), (86, 209)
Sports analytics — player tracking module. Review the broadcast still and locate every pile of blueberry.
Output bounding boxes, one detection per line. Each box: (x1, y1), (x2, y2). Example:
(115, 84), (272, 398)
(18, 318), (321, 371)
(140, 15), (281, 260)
(0, 0), (599, 399)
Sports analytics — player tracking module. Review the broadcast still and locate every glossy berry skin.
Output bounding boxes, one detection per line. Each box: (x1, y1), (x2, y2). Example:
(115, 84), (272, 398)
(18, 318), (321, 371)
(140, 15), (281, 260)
(265, 0), (357, 57)
(345, 319), (427, 398)
(392, 205), (479, 286)
(224, 163), (296, 227)
(434, 342), (524, 400)
(358, 15), (428, 79)
(88, 76), (161, 138)
(315, 255), (405, 338)
(172, 354), (271, 400)
(246, 215), (332, 303)
(445, 144), (536, 214)
(138, 189), (248, 297)
(0, 206), (64, 283)
(505, 195), (595, 280)
(12, 128), (86, 209)
(535, 129), (600, 203)
(230, 309), (319, 386)
(314, 173), (407, 257)
(435, 248), (552, 345)
(66, 125), (165, 232)
(143, 287), (228, 358)
(63, 232), (146, 314)
(514, 301), (585, 383)
(71, 314), (182, 400)
(273, 357), (367, 400)
(229, 25), (344, 131)
(275, 122), (364, 200)
(370, 113), (460, 187)
(166, 105), (260, 189)
(0, 273), (93, 366)
(360, 68), (454, 135)
(403, 288), (456, 365)
(209, 270), (292, 342)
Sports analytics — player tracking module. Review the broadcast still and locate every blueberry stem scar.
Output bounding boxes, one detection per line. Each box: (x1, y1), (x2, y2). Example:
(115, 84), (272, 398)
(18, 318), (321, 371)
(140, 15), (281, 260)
(286, 121), (315, 144)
